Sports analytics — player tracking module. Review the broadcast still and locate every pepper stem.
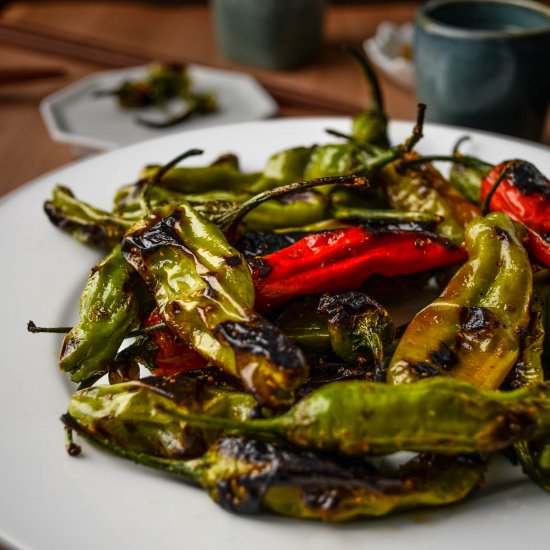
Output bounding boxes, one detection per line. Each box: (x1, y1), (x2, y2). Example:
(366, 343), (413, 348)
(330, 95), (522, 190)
(452, 135), (471, 156)
(64, 425), (82, 456)
(482, 163), (511, 215)
(141, 148), (204, 213)
(354, 103), (426, 176)
(398, 154), (494, 170)
(218, 174), (368, 240)
(404, 103), (426, 153)
(60, 413), (204, 481)
(344, 45), (385, 115)
(27, 320), (166, 337)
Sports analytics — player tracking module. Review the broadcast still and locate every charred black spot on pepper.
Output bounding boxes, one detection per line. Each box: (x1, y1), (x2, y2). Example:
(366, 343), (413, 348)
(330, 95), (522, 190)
(44, 202), (113, 249)
(429, 342), (459, 370)
(237, 231), (306, 258)
(216, 318), (305, 371)
(122, 212), (190, 258)
(507, 159), (550, 198)
(459, 306), (499, 331)
(317, 292), (378, 324)
(357, 219), (438, 234)
(225, 255), (243, 267)
(494, 226), (513, 243)
(409, 362), (440, 378)
(214, 437), (381, 515)
(247, 257), (273, 278)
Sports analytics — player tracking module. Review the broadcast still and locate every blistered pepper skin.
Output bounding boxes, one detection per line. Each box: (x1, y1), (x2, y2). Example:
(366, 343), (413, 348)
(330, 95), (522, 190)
(67, 375), (256, 459)
(481, 160), (550, 267)
(114, 377), (550, 457)
(251, 225), (467, 312)
(121, 203), (308, 407)
(387, 212), (532, 390)
(379, 153), (481, 244)
(59, 245), (140, 383)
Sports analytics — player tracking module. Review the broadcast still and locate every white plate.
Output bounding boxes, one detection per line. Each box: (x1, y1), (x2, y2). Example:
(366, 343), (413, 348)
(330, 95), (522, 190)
(2, 118), (550, 550)
(40, 65), (278, 153)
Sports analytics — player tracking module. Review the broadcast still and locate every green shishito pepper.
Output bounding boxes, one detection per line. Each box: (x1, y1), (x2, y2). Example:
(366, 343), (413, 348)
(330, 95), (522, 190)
(387, 212), (533, 389)
(507, 269), (550, 491)
(67, 375), (257, 458)
(378, 152), (482, 244)
(45, 185), (133, 249)
(121, 203), (308, 408)
(67, 376), (550, 457)
(59, 245), (140, 383)
(60, 416), (485, 521)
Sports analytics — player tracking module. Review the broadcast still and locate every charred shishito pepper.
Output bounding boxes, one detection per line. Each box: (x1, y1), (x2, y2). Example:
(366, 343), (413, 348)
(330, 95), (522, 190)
(82, 376), (550, 456)
(121, 202), (308, 408)
(61, 416), (485, 521)
(378, 153), (482, 244)
(250, 221), (467, 312)
(387, 212), (532, 389)
(59, 245), (142, 383)
(115, 309), (209, 377)
(66, 375), (257, 459)
(481, 160), (550, 267)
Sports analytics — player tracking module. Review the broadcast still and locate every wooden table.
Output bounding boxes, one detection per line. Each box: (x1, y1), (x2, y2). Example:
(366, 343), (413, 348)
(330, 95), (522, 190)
(1, 0), (549, 199)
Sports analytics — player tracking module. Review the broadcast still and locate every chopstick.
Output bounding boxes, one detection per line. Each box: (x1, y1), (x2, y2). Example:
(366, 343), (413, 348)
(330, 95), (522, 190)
(0, 66), (66, 84)
(0, 21), (155, 68)
(0, 20), (359, 115)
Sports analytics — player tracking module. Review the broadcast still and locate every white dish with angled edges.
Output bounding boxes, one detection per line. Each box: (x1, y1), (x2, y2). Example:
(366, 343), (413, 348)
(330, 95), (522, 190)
(40, 64), (278, 153)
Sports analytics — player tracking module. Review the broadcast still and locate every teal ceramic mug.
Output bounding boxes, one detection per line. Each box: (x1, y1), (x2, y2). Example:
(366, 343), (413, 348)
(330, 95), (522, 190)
(414, 0), (550, 141)
(211, 0), (325, 70)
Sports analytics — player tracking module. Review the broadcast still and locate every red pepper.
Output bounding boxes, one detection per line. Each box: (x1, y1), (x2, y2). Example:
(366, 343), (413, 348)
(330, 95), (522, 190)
(481, 160), (550, 266)
(144, 310), (208, 376)
(250, 225), (467, 312)
(481, 160), (550, 234)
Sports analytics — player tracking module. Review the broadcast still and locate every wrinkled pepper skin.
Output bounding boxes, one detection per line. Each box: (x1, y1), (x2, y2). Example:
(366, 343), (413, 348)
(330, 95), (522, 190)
(67, 375), (256, 459)
(62, 416), (485, 521)
(149, 377), (550, 456)
(45, 185), (132, 249)
(482, 160), (550, 235)
(379, 154), (481, 244)
(507, 269), (550, 491)
(250, 224), (467, 312)
(449, 156), (490, 205)
(481, 160), (550, 267)
(317, 292), (395, 380)
(59, 245), (140, 383)
(116, 309), (209, 377)
(274, 292), (395, 377)
(387, 213), (532, 389)
(121, 203), (308, 407)
(138, 164), (260, 195)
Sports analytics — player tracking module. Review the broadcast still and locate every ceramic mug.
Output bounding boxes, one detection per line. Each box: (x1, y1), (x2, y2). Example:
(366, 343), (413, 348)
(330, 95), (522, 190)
(211, 0), (325, 70)
(414, 0), (550, 141)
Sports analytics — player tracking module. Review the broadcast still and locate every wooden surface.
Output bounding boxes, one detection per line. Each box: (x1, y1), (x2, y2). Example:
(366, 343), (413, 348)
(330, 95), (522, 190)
(0, 1), (549, 198)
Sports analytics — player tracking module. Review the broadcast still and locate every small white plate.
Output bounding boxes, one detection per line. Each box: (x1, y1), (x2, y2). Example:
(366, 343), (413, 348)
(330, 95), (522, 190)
(40, 64), (278, 153)
(364, 22), (415, 90)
